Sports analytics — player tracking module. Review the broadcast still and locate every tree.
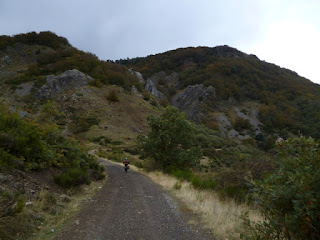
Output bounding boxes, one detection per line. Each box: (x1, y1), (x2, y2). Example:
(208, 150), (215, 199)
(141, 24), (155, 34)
(138, 106), (202, 170)
(244, 137), (320, 239)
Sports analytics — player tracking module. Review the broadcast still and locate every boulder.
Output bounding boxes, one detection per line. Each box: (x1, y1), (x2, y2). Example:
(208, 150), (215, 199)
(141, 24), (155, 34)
(36, 69), (92, 99)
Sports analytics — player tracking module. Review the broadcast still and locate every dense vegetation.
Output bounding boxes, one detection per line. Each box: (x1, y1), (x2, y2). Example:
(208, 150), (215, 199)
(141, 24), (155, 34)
(243, 137), (320, 240)
(121, 46), (320, 138)
(0, 104), (104, 184)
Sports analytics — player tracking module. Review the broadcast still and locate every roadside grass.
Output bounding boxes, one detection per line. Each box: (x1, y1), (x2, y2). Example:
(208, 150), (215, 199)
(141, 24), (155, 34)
(31, 179), (106, 240)
(99, 155), (262, 240)
(145, 171), (262, 240)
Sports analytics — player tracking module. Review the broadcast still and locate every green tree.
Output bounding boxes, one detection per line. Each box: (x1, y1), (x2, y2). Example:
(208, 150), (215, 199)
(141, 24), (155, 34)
(244, 137), (320, 239)
(138, 106), (202, 170)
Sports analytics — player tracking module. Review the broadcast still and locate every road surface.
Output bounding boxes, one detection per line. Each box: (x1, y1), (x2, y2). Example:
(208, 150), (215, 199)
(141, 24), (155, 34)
(56, 160), (213, 240)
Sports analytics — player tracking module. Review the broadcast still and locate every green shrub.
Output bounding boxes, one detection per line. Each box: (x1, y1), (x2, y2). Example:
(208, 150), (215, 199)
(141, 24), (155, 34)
(191, 177), (216, 190)
(134, 162), (144, 169)
(86, 117), (100, 126)
(165, 166), (194, 181)
(234, 117), (252, 132)
(91, 165), (106, 180)
(16, 195), (26, 213)
(110, 140), (124, 145)
(244, 137), (320, 239)
(89, 78), (103, 88)
(54, 168), (90, 188)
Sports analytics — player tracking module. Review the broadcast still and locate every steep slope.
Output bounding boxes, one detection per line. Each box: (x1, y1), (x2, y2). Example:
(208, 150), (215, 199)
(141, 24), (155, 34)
(0, 32), (161, 147)
(120, 46), (320, 139)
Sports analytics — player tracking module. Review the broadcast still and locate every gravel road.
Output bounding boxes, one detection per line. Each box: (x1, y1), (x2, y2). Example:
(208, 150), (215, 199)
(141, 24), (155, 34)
(56, 160), (214, 240)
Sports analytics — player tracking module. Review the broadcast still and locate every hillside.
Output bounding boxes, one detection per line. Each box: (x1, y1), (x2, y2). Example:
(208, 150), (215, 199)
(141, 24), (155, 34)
(119, 46), (320, 140)
(1, 31), (319, 239)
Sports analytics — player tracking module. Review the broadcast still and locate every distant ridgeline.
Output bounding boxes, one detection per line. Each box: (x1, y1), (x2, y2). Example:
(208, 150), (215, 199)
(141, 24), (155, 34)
(0, 31), (70, 50)
(120, 46), (320, 138)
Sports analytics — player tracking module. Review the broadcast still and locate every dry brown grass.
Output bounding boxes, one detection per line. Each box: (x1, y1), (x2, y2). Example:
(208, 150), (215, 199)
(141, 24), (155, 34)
(144, 171), (262, 240)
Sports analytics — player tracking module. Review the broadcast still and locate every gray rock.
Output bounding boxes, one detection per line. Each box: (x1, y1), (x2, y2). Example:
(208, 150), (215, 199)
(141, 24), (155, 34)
(36, 69), (92, 99)
(145, 79), (165, 99)
(15, 82), (34, 96)
(172, 84), (215, 122)
(234, 107), (262, 135)
(217, 114), (234, 137)
(1, 55), (11, 64)
(129, 69), (145, 84)
(135, 71), (145, 84)
(75, 220), (80, 226)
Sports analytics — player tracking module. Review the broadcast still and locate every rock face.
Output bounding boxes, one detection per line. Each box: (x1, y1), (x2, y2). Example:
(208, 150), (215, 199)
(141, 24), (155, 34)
(234, 107), (262, 135)
(129, 69), (145, 84)
(145, 79), (165, 99)
(172, 84), (215, 122)
(36, 69), (92, 99)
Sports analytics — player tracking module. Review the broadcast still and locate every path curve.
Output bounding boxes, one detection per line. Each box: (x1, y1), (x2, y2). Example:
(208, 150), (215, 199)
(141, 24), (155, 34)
(56, 160), (213, 240)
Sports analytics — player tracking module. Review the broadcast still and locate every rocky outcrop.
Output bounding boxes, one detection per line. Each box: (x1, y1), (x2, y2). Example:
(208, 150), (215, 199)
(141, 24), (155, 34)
(36, 69), (92, 99)
(15, 82), (34, 97)
(234, 107), (262, 135)
(129, 69), (145, 84)
(145, 79), (165, 99)
(172, 84), (215, 122)
(217, 114), (250, 140)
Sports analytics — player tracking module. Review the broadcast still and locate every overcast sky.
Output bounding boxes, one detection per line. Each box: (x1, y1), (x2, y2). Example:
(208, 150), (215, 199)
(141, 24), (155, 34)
(1, 0), (320, 83)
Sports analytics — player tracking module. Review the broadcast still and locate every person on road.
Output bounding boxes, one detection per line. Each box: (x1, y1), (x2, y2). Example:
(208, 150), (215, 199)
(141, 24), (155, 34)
(123, 157), (129, 171)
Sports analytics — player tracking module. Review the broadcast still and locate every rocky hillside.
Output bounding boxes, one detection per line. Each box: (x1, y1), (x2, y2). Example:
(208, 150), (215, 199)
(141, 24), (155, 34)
(0, 32), (163, 148)
(2, 31), (320, 149)
(119, 46), (320, 140)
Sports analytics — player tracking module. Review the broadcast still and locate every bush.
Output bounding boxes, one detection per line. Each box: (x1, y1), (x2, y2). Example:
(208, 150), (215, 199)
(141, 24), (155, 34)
(165, 166), (193, 181)
(142, 91), (150, 101)
(245, 137), (320, 239)
(106, 89), (120, 102)
(234, 117), (252, 132)
(54, 168), (90, 188)
(89, 78), (103, 88)
(191, 177), (216, 190)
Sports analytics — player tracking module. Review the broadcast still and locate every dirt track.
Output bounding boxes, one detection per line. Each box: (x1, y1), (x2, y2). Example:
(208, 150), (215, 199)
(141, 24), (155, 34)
(56, 160), (213, 240)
